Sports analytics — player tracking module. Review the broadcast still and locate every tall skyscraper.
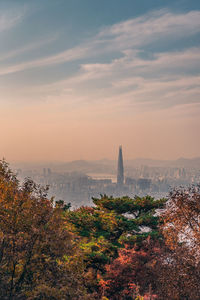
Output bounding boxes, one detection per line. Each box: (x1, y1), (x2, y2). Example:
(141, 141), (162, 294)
(117, 146), (124, 186)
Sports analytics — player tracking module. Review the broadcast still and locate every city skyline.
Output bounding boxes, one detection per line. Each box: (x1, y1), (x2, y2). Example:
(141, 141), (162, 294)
(15, 147), (200, 206)
(0, 0), (200, 162)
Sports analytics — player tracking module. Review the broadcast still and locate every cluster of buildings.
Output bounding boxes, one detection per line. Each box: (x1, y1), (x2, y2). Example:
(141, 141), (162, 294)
(16, 147), (200, 207)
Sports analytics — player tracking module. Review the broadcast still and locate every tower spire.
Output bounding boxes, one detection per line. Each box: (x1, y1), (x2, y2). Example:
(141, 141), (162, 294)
(117, 145), (124, 186)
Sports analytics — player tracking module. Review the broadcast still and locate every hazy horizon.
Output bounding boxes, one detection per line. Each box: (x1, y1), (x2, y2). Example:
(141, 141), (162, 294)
(9, 155), (200, 166)
(1, 0), (200, 162)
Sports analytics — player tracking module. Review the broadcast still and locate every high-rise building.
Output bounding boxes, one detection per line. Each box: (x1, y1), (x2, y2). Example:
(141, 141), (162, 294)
(117, 145), (124, 186)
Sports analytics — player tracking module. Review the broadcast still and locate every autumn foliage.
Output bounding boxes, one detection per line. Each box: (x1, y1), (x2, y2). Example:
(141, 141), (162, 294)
(157, 186), (200, 299)
(0, 161), (87, 299)
(162, 185), (200, 255)
(98, 240), (160, 299)
(0, 160), (199, 299)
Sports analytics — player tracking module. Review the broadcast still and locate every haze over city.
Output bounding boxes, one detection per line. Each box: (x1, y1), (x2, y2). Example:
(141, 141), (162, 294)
(0, 0), (200, 162)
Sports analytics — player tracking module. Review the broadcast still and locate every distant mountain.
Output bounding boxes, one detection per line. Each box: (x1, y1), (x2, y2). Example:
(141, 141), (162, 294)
(125, 158), (167, 168)
(171, 157), (200, 168)
(126, 157), (200, 168)
(11, 157), (200, 175)
(52, 160), (116, 174)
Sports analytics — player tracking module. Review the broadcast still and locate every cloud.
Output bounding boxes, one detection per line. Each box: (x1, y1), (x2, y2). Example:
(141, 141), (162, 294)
(0, 45), (89, 76)
(4, 44), (199, 118)
(0, 8), (25, 33)
(98, 10), (200, 46)
(0, 9), (200, 75)
(72, 46), (200, 90)
(78, 47), (200, 82)
(1, 8), (200, 116)
(0, 35), (58, 62)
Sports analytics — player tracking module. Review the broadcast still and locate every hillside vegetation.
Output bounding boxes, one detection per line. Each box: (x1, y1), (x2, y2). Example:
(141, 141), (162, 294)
(0, 160), (199, 299)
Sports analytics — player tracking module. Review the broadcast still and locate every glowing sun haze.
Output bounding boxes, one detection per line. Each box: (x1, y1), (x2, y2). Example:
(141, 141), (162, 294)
(0, 0), (200, 162)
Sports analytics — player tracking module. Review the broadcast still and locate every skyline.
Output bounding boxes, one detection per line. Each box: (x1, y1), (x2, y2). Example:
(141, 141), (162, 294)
(1, 0), (200, 162)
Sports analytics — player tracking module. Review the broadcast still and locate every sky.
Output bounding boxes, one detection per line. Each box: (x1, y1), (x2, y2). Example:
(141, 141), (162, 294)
(0, 0), (200, 162)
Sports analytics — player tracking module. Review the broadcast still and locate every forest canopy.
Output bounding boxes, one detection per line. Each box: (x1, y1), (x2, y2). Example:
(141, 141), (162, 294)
(0, 160), (199, 300)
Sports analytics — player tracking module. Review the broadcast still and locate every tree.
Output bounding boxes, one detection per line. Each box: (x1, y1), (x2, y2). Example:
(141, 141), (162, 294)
(65, 195), (166, 296)
(92, 195), (166, 246)
(155, 185), (200, 300)
(162, 185), (200, 256)
(155, 245), (200, 300)
(98, 238), (160, 299)
(67, 195), (166, 250)
(0, 160), (88, 299)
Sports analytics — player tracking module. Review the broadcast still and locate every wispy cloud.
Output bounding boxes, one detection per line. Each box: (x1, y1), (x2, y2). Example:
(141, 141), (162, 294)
(98, 10), (200, 46)
(0, 35), (58, 62)
(39, 46), (200, 107)
(0, 9), (200, 75)
(1, 8), (200, 116)
(3, 44), (199, 117)
(0, 8), (25, 33)
(0, 45), (89, 76)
